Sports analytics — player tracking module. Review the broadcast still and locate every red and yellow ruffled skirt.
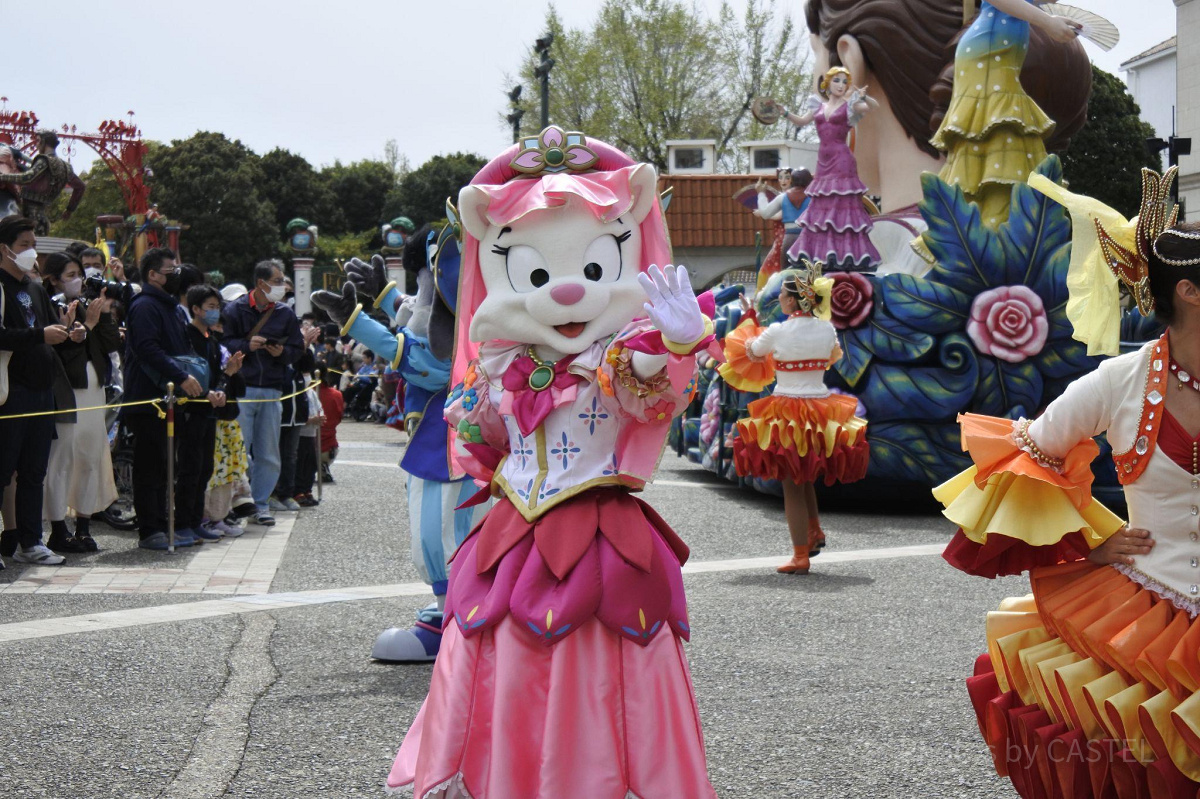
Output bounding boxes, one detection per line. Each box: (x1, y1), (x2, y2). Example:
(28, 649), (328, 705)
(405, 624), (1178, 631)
(969, 563), (1200, 798)
(732, 393), (868, 485)
(938, 415), (1200, 796)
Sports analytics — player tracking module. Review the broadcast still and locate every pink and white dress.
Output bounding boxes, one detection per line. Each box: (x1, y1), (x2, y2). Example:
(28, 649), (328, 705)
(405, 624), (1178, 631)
(386, 321), (717, 799)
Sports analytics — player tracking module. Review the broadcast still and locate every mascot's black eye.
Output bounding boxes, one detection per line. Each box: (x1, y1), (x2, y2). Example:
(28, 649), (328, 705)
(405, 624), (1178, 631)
(531, 269), (550, 287)
(584, 263), (603, 281)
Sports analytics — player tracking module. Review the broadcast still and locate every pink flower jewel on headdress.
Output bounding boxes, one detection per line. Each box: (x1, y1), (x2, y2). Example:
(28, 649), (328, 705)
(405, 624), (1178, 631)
(510, 126), (599, 176)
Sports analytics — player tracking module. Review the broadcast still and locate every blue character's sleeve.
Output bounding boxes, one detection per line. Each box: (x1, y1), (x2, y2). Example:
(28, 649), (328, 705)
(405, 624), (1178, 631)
(373, 281), (403, 321)
(398, 332), (451, 392)
(342, 304), (402, 366)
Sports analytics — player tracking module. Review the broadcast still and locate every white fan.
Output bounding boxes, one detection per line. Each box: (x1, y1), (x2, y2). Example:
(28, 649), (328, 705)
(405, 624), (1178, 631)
(1041, 4), (1120, 51)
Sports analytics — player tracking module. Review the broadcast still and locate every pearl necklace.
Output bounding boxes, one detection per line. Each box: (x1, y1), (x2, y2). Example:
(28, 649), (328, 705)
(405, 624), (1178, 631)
(1169, 359), (1200, 394)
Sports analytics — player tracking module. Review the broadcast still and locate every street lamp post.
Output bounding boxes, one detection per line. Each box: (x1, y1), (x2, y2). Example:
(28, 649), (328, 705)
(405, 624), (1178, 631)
(507, 85), (524, 145)
(534, 33), (554, 129)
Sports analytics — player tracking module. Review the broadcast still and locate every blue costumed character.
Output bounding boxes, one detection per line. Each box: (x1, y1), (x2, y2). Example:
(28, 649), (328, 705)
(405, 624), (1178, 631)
(313, 220), (489, 661)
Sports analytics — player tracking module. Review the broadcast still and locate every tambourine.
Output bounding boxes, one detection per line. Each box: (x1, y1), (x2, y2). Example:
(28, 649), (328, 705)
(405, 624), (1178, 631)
(751, 97), (785, 126)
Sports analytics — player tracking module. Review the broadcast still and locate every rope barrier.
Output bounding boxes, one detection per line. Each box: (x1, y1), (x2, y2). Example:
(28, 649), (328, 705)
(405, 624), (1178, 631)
(0, 381), (319, 422)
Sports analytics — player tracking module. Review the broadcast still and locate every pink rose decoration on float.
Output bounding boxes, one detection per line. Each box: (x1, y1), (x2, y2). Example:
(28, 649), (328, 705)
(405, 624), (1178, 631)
(828, 272), (874, 329)
(966, 285), (1049, 363)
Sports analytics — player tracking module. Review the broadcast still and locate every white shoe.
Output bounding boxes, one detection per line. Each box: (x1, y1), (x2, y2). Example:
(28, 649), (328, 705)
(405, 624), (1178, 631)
(14, 544), (65, 566)
(268, 497), (288, 512)
(282, 497), (302, 511)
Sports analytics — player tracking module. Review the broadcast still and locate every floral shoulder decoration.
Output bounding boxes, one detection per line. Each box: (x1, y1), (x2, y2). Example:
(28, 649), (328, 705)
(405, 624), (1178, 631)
(510, 126), (599, 176)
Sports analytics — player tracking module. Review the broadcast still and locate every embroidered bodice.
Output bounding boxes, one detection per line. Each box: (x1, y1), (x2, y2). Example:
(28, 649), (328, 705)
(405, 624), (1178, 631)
(446, 322), (699, 521)
(1026, 337), (1200, 613)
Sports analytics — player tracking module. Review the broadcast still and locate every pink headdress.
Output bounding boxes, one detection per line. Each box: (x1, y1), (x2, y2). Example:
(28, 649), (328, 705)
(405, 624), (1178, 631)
(452, 126), (672, 387)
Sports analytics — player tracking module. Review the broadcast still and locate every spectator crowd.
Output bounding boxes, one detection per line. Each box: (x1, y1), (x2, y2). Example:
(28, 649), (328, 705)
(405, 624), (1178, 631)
(0, 213), (397, 567)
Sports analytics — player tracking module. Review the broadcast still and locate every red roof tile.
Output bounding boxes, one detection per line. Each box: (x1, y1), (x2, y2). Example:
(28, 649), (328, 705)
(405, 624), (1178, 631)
(658, 174), (778, 249)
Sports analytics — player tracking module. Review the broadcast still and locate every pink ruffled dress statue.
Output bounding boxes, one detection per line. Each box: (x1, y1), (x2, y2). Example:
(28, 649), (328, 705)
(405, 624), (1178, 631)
(786, 70), (881, 273)
(385, 125), (718, 799)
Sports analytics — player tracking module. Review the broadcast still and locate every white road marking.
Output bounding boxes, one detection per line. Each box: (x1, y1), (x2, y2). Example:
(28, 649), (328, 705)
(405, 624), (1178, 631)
(0, 543), (944, 643)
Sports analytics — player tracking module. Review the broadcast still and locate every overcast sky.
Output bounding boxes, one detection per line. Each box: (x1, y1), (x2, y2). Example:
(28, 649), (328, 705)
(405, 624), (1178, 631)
(12, 0), (1177, 172)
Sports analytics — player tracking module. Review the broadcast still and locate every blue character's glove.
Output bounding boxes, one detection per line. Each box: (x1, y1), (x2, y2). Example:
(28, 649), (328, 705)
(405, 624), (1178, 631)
(401, 332), (452, 392)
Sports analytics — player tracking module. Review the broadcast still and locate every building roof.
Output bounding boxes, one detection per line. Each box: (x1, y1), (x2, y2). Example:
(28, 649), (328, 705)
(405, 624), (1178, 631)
(658, 174), (776, 249)
(1121, 36), (1177, 70)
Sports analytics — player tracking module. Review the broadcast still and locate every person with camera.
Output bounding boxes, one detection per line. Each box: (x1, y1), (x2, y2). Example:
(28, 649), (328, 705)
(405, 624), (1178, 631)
(39, 251), (121, 553)
(222, 259), (302, 527)
(122, 247), (206, 550)
(0, 216), (74, 566)
(182, 284), (245, 542)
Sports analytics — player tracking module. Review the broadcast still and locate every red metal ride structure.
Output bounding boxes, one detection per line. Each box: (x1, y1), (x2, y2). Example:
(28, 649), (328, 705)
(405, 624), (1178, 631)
(0, 102), (152, 221)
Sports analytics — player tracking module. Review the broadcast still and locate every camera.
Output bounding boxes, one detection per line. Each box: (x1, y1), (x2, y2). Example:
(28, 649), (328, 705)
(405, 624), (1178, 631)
(84, 275), (123, 299)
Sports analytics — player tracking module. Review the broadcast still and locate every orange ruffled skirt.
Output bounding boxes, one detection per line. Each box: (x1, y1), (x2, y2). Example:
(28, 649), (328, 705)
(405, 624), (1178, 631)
(732, 393), (868, 485)
(970, 561), (1200, 798)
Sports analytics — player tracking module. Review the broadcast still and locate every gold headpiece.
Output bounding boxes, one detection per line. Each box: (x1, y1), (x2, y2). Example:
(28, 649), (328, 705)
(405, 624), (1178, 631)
(1094, 166), (1179, 316)
(781, 260), (833, 319)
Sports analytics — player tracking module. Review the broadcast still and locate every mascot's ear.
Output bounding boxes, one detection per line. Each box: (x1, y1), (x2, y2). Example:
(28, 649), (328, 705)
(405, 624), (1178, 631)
(428, 296), (456, 362)
(627, 163), (658, 225)
(458, 185), (492, 241)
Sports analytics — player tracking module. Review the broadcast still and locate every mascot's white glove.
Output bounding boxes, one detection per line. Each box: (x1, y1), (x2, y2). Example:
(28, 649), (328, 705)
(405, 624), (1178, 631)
(638, 264), (705, 345)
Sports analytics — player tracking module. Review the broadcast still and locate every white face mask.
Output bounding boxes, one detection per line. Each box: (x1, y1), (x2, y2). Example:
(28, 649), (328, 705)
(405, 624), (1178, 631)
(8, 246), (37, 273)
(84, 267), (103, 280)
(264, 284), (287, 303)
(62, 277), (83, 299)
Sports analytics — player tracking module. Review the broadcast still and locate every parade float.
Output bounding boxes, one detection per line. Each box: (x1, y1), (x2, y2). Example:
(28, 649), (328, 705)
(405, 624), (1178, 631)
(671, 0), (1142, 507)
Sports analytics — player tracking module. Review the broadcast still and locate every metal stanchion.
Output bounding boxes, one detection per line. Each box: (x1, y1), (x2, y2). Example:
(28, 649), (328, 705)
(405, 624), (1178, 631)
(314, 429), (324, 503)
(165, 383), (176, 554)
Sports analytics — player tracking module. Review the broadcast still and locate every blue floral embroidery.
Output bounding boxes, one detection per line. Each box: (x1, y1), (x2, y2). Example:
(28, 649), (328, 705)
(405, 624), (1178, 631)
(516, 478), (534, 502)
(538, 484), (561, 501)
(577, 396), (610, 435)
(513, 434), (534, 470)
(549, 432), (580, 470)
(461, 387), (479, 411)
(601, 455), (618, 477)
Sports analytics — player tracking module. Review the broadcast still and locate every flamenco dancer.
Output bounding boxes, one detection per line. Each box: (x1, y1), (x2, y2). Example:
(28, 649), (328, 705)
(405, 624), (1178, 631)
(938, 166), (1200, 796)
(720, 263), (869, 574)
(753, 167), (813, 290)
(385, 126), (717, 797)
(929, 0), (1080, 228)
(779, 67), (880, 272)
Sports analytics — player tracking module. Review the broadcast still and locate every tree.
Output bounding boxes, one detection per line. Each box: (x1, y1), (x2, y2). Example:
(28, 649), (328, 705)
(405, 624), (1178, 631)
(386, 152), (488, 226)
(320, 159), (395, 238)
(510, 0), (810, 171)
(1060, 66), (1162, 218)
(259, 148), (343, 235)
(146, 132), (278, 281)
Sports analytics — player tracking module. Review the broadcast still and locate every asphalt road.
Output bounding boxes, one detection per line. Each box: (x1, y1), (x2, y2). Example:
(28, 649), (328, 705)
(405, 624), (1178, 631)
(0, 420), (1025, 799)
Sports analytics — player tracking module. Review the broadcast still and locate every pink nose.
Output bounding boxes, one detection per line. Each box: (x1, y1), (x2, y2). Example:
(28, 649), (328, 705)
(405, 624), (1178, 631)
(550, 282), (585, 305)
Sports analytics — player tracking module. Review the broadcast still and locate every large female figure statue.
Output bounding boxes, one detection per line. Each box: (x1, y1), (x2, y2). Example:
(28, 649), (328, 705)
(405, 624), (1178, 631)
(930, 0), (1082, 227)
(782, 67), (881, 272)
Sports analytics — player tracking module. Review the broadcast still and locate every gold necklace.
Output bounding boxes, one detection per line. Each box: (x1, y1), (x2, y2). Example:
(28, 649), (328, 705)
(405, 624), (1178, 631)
(527, 347), (556, 391)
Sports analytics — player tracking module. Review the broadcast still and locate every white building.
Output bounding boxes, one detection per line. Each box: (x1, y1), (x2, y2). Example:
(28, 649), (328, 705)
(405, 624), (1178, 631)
(1175, 1), (1200, 216)
(1122, 36), (1177, 143)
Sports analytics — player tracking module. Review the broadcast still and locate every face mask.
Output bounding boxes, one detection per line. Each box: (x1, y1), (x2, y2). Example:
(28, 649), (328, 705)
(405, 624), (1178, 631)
(8, 246), (37, 272)
(201, 308), (221, 327)
(84, 267), (103, 280)
(62, 277), (83, 299)
(265, 284), (287, 303)
(161, 272), (181, 295)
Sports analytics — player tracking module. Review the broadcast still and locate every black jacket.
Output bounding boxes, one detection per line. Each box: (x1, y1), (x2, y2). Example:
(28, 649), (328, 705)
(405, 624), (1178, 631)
(121, 283), (194, 416)
(54, 306), (121, 389)
(222, 294), (303, 390)
(0, 268), (59, 394)
(185, 324), (245, 419)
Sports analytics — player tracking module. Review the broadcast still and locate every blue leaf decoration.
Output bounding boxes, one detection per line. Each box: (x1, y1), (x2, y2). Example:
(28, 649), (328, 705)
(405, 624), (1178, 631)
(999, 156), (1072, 291)
(835, 327), (873, 388)
(858, 334), (979, 423)
(1035, 339), (1100, 381)
(866, 422), (971, 485)
(876, 273), (971, 335)
(852, 314), (936, 363)
(974, 359), (1043, 418)
(918, 172), (1005, 296)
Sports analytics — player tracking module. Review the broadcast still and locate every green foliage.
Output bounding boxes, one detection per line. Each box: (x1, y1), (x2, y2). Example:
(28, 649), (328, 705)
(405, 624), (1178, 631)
(310, 229), (375, 265)
(386, 152), (487, 226)
(321, 159), (396, 240)
(47, 159), (127, 243)
(1060, 66), (1163, 219)
(146, 132), (278, 283)
(260, 148), (343, 235)
(511, 0), (810, 171)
